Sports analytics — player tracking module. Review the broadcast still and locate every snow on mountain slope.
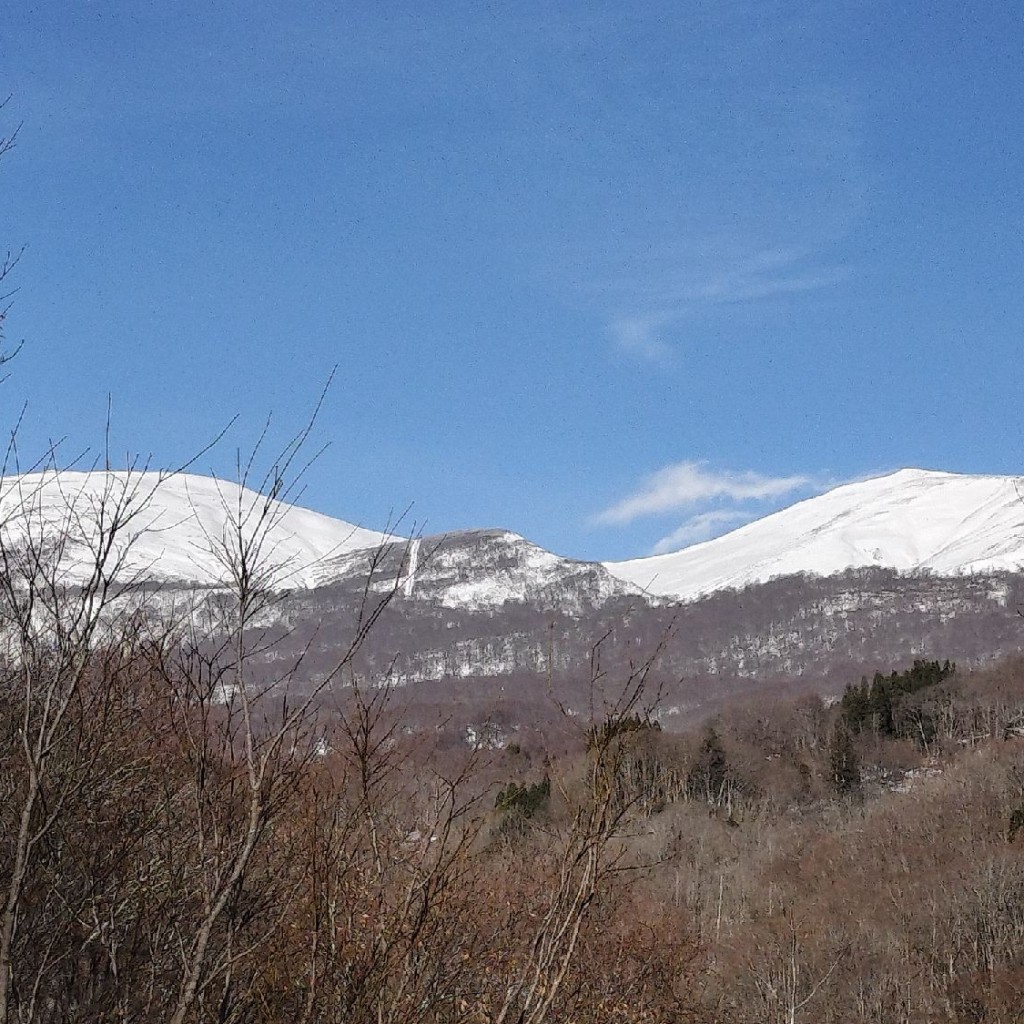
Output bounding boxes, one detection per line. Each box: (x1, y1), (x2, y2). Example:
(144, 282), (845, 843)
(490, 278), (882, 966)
(405, 529), (645, 611)
(604, 469), (1024, 602)
(0, 471), (398, 588)
(317, 528), (646, 611)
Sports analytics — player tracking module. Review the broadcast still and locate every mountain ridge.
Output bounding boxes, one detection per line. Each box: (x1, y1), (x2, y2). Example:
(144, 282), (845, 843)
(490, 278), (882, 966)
(0, 470), (399, 589)
(604, 468), (1024, 601)
(4, 467), (1024, 609)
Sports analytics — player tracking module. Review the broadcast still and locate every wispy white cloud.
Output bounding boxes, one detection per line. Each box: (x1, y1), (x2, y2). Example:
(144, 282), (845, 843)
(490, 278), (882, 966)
(595, 460), (811, 525)
(603, 245), (849, 362)
(650, 509), (753, 554)
(608, 313), (675, 363)
(684, 247), (848, 306)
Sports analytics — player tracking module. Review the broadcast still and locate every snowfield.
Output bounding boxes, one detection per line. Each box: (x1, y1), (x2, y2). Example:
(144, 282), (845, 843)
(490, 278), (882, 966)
(0, 471), (400, 589)
(604, 469), (1024, 602)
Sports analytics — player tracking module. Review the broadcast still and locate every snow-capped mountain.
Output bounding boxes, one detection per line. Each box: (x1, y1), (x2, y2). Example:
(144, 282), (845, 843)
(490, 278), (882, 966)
(8, 467), (1024, 617)
(604, 469), (1024, 602)
(0, 471), (398, 589)
(9, 466), (1024, 703)
(0, 471), (640, 612)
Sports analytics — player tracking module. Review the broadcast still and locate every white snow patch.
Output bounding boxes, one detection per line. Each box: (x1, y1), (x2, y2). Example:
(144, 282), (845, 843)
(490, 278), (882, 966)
(402, 537), (421, 598)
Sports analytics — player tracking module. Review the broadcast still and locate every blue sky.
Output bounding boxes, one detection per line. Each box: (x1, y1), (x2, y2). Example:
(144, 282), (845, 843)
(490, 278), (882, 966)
(3, 1), (1023, 560)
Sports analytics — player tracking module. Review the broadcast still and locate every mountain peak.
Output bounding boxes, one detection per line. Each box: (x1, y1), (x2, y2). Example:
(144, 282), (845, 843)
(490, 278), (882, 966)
(604, 468), (1024, 602)
(0, 470), (399, 588)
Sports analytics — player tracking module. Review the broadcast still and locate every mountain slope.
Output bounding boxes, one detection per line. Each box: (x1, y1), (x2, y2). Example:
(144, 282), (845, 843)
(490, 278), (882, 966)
(0, 471), (398, 588)
(604, 469), (1024, 601)
(317, 528), (645, 611)
(0, 472), (641, 611)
